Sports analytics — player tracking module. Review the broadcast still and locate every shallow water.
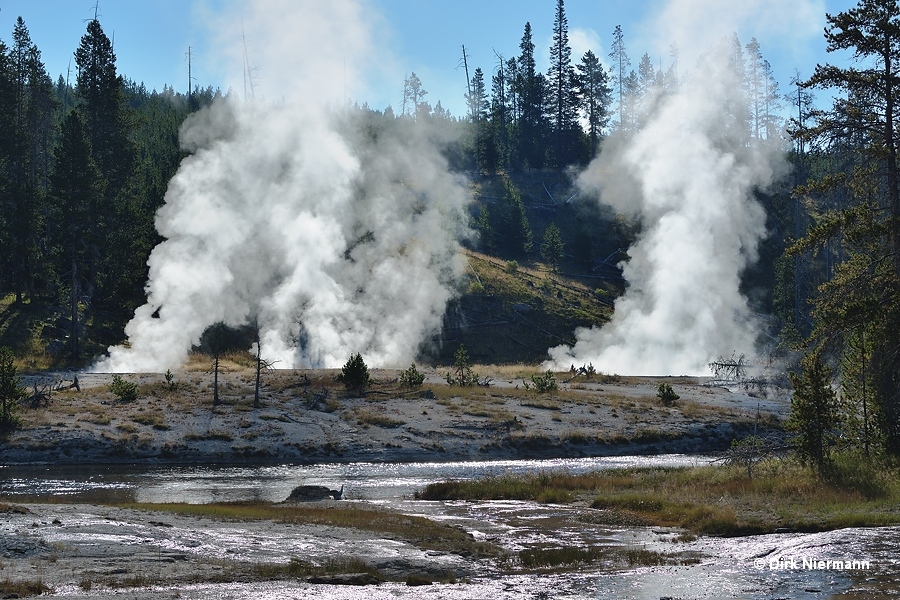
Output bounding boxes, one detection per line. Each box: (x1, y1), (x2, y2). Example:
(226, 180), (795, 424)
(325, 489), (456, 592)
(0, 454), (712, 503)
(2, 456), (898, 599)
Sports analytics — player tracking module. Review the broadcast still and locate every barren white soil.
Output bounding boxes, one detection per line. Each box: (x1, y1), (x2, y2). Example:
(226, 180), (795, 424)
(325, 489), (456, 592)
(4, 365), (788, 465)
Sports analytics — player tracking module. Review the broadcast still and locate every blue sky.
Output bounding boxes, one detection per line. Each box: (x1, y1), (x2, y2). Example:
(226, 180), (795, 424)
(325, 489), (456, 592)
(1, 0), (858, 117)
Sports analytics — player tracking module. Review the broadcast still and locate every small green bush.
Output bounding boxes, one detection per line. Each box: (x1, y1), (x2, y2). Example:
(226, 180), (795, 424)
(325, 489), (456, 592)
(505, 260), (519, 274)
(337, 353), (371, 393)
(399, 363), (425, 389)
(109, 375), (139, 402)
(445, 345), (480, 387)
(529, 370), (558, 393)
(164, 369), (177, 391)
(467, 280), (485, 294)
(657, 383), (679, 407)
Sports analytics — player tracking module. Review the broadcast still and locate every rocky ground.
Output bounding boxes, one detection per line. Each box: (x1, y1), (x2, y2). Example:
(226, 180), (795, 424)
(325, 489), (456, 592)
(0, 365), (793, 598)
(3, 364), (788, 465)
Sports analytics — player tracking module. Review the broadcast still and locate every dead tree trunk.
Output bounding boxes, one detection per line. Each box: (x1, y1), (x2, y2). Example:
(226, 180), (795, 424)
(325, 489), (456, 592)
(213, 351), (221, 406)
(70, 256), (79, 362)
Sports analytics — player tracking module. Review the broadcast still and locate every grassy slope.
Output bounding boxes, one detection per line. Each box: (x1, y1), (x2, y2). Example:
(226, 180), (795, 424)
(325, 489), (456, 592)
(428, 170), (627, 365)
(432, 249), (614, 365)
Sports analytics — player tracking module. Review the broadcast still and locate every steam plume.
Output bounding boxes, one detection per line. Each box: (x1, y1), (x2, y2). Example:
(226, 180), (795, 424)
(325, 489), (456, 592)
(97, 1), (470, 372)
(548, 40), (781, 376)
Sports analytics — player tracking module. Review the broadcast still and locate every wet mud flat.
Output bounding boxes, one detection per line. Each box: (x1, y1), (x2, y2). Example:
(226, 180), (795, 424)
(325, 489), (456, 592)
(2, 496), (898, 599)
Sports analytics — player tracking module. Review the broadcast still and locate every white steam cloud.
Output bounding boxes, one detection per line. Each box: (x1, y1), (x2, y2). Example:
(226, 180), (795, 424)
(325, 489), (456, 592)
(97, 1), (470, 372)
(548, 38), (784, 375)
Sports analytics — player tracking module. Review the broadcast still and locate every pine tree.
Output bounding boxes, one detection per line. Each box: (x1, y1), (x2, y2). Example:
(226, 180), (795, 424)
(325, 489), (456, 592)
(468, 67), (493, 171)
(577, 50), (611, 157)
(402, 72), (428, 120)
(477, 205), (495, 253)
(0, 347), (27, 429)
(636, 52), (656, 130)
(807, 0), (900, 273)
(547, 0), (580, 166)
(744, 38), (782, 142)
(6, 19), (32, 303)
(726, 33), (751, 138)
(608, 25), (630, 132)
(792, 202), (900, 454)
(745, 37), (764, 140)
(621, 69), (639, 133)
(74, 18), (138, 309)
(490, 55), (509, 168)
(787, 348), (840, 471)
(760, 59), (782, 140)
(75, 18), (134, 200)
(797, 0), (900, 454)
(504, 57), (521, 166)
(515, 22), (547, 169)
(493, 179), (533, 255)
(7, 18), (57, 303)
(0, 40), (18, 300)
(49, 112), (104, 361)
(840, 327), (880, 456)
(540, 222), (564, 272)
(338, 353), (371, 395)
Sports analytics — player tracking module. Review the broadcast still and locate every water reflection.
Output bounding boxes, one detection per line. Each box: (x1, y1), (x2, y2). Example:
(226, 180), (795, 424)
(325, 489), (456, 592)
(0, 454), (712, 503)
(3, 456), (898, 598)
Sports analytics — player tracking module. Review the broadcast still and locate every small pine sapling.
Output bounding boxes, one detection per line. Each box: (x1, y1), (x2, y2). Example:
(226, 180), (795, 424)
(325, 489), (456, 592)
(657, 383), (679, 406)
(110, 375), (139, 402)
(399, 363), (425, 389)
(530, 370), (558, 393)
(338, 353), (371, 394)
(445, 345), (480, 387)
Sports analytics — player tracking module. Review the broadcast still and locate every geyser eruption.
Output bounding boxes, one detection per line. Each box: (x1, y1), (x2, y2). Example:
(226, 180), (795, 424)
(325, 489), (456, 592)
(548, 41), (780, 376)
(97, 1), (470, 372)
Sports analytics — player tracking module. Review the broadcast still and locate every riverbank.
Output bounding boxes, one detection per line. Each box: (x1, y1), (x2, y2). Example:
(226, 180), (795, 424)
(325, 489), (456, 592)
(3, 364), (786, 465)
(3, 462), (899, 599)
(419, 457), (900, 536)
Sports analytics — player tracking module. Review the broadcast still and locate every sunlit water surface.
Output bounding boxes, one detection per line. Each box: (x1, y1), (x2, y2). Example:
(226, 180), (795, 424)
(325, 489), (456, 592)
(2, 456), (897, 599)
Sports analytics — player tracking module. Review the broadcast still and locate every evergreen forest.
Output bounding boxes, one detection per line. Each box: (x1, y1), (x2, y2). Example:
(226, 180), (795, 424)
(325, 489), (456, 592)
(0, 1), (897, 458)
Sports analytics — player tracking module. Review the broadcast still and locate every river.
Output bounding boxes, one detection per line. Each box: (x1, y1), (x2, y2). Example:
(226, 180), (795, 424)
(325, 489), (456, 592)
(1, 456), (898, 599)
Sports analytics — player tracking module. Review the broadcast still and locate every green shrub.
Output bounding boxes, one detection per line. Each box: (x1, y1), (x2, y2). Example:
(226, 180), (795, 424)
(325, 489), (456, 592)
(657, 383), (679, 406)
(337, 353), (371, 393)
(467, 280), (485, 294)
(0, 347), (26, 430)
(109, 375), (139, 402)
(505, 260), (519, 274)
(445, 345), (480, 387)
(164, 369), (177, 391)
(399, 363), (425, 389)
(529, 370), (558, 393)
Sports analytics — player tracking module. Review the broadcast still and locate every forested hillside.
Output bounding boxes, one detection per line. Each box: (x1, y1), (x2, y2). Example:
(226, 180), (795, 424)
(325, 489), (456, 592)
(0, 3), (785, 363)
(0, 1), (897, 455)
